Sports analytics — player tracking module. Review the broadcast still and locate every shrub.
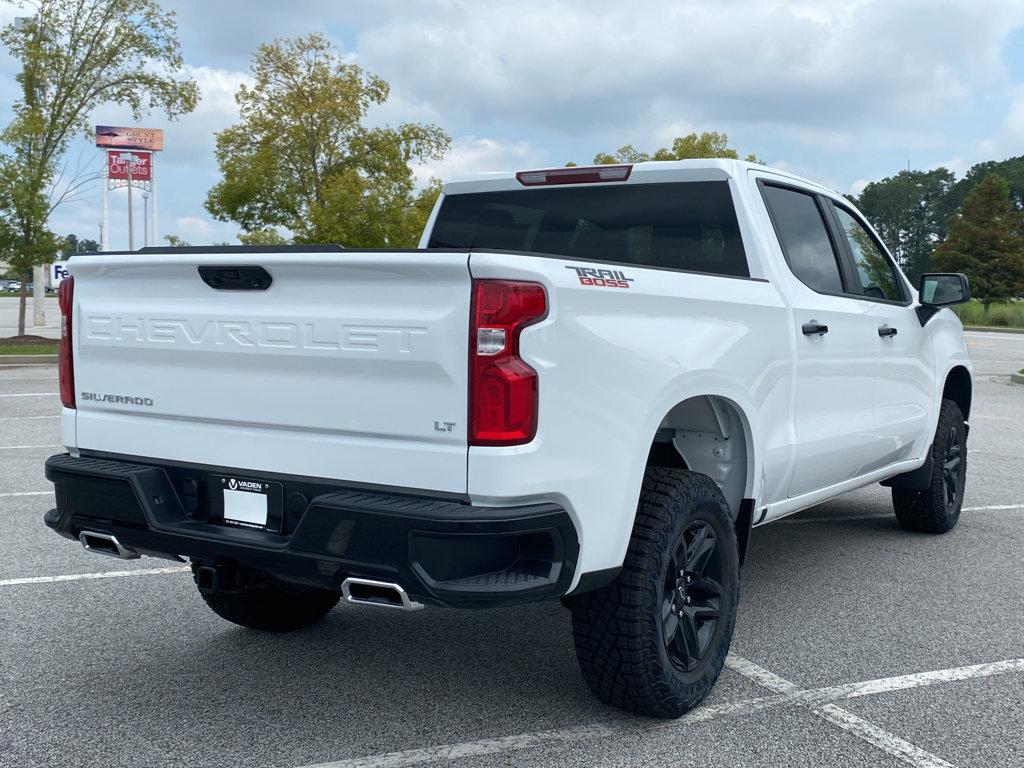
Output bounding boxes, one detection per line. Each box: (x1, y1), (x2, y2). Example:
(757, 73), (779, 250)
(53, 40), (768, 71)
(953, 300), (1024, 328)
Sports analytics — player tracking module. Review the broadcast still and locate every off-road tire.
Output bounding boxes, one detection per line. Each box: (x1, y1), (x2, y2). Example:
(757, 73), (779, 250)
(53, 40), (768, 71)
(892, 398), (967, 534)
(569, 467), (739, 718)
(193, 565), (340, 632)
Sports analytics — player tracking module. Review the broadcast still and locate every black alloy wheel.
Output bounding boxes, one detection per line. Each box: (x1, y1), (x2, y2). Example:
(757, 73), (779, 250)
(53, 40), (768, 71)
(942, 424), (963, 511)
(662, 521), (724, 672)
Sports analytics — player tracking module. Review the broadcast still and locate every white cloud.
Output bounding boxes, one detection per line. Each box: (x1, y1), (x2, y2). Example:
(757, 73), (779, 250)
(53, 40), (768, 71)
(357, 0), (1024, 136)
(414, 136), (542, 186)
(6, 0), (1024, 246)
(158, 64), (251, 169)
(175, 215), (210, 232)
(977, 84), (1024, 158)
(849, 178), (871, 196)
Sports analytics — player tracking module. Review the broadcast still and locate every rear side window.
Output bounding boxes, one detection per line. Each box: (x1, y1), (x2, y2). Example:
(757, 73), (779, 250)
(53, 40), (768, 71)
(832, 206), (905, 302)
(428, 181), (750, 278)
(761, 184), (844, 294)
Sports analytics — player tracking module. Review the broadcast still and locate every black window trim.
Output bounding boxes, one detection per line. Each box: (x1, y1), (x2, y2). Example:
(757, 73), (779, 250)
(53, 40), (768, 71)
(823, 199), (912, 307)
(757, 178), (912, 307)
(757, 179), (850, 296)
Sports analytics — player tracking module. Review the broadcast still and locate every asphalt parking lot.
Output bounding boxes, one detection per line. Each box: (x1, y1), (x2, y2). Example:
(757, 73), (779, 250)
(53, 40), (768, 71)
(1, 329), (1022, 768)
(0, 295), (60, 339)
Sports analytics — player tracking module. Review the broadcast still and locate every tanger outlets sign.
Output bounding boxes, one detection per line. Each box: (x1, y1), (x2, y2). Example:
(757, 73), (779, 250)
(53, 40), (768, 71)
(107, 151), (151, 181)
(95, 124), (164, 251)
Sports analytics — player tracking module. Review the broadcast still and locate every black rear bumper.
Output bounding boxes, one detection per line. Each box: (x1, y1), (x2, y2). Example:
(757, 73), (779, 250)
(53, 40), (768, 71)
(44, 453), (579, 609)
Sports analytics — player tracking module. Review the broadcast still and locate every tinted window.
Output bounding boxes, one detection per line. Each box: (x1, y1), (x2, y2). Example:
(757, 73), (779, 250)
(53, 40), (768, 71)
(833, 206), (904, 302)
(761, 185), (843, 294)
(429, 181), (749, 277)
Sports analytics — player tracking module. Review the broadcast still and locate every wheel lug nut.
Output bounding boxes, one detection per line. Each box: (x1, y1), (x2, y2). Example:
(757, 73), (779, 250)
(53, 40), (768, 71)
(671, 603), (676, 612)
(685, 596), (691, 604)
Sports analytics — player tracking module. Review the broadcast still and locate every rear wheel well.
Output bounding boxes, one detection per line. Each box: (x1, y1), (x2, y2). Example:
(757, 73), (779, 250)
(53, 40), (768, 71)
(646, 395), (751, 519)
(943, 366), (972, 420)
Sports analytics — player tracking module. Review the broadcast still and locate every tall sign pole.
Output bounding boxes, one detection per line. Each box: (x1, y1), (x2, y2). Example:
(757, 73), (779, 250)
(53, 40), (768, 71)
(101, 148), (109, 251)
(151, 152), (158, 246)
(125, 156), (134, 249)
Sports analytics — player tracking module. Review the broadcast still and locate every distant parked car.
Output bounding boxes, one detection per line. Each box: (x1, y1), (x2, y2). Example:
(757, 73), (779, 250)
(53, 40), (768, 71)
(2, 280), (21, 291)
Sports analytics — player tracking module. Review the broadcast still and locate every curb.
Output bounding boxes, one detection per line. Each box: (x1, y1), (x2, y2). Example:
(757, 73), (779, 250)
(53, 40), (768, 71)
(0, 354), (58, 365)
(1011, 373), (1024, 386)
(963, 325), (1024, 335)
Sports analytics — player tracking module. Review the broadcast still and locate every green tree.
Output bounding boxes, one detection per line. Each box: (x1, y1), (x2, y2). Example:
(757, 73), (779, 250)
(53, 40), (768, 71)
(939, 156), (1024, 231)
(0, 157), (60, 303)
(60, 233), (99, 258)
(163, 234), (190, 247)
(205, 33), (449, 247)
(855, 168), (955, 283)
(0, 0), (197, 334)
(933, 173), (1024, 308)
(591, 131), (761, 165)
(239, 228), (287, 246)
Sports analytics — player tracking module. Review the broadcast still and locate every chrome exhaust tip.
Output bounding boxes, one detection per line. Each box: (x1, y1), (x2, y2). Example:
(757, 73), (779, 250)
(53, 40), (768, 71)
(78, 530), (140, 560)
(341, 577), (424, 611)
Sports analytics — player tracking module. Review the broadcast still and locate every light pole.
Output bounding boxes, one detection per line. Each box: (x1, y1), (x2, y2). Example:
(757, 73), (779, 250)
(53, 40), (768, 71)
(142, 191), (149, 247)
(119, 152), (135, 250)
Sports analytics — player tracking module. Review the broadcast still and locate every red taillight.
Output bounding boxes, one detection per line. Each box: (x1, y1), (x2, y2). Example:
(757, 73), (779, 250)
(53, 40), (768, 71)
(515, 164), (631, 186)
(470, 280), (547, 446)
(58, 276), (75, 409)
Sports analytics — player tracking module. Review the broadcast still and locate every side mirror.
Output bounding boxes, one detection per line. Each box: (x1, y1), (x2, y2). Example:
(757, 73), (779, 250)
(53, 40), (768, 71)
(919, 273), (969, 307)
(917, 273), (969, 325)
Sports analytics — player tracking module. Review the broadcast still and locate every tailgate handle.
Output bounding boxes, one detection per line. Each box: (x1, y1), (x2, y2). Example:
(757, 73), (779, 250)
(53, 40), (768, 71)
(198, 265), (272, 291)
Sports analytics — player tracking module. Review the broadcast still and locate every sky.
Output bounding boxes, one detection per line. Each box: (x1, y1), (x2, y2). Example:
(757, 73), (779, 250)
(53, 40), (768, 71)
(2, 0), (1024, 250)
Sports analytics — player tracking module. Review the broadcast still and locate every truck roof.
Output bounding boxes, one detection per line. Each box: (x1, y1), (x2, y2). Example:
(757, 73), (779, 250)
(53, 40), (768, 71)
(443, 158), (841, 199)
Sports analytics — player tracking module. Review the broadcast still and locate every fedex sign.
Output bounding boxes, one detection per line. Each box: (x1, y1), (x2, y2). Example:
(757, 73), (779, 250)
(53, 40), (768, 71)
(50, 262), (70, 287)
(107, 151), (151, 181)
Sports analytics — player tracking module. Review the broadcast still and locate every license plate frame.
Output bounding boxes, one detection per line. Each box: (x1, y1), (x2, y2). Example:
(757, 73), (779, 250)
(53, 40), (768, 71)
(207, 475), (284, 533)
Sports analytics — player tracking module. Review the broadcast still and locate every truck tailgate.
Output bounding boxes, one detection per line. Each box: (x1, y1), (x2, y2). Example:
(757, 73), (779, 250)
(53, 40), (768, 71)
(68, 250), (471, 493)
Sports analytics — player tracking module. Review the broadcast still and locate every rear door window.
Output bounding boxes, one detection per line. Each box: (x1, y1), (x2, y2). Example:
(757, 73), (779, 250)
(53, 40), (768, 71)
(428, 181), (750, 278)
(760, 184), (844, 294)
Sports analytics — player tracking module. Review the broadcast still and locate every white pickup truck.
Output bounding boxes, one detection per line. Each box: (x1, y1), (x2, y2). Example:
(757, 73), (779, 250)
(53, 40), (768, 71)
(45, 159), (972, 717)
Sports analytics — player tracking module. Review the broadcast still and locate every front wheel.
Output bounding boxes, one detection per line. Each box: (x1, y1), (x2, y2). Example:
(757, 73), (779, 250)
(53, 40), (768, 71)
(569, 467), (739, 718)
(892, 398), (967, 534)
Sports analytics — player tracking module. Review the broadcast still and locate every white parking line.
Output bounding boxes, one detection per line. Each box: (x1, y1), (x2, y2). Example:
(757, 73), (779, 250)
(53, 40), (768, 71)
(0, 443), (61, 450)
(0, 415), (59, 421)
(962, 504), (1024, 512)
(812, 706), (953, 768)
(726, 655), (952, 768)
(0, 392), (57, 397)
(0, 566), (189, 587)
(323, 657), (1024, 767)
(0, 490), (52, 497)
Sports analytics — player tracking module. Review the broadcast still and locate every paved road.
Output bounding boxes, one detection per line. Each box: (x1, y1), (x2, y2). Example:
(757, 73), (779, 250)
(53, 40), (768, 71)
(1, 332), (1021, 767)
(0, 295), (61, 339)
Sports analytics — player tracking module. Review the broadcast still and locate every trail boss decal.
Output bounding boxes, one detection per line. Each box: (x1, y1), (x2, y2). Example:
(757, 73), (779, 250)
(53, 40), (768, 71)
(565, 265), (634, 288)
